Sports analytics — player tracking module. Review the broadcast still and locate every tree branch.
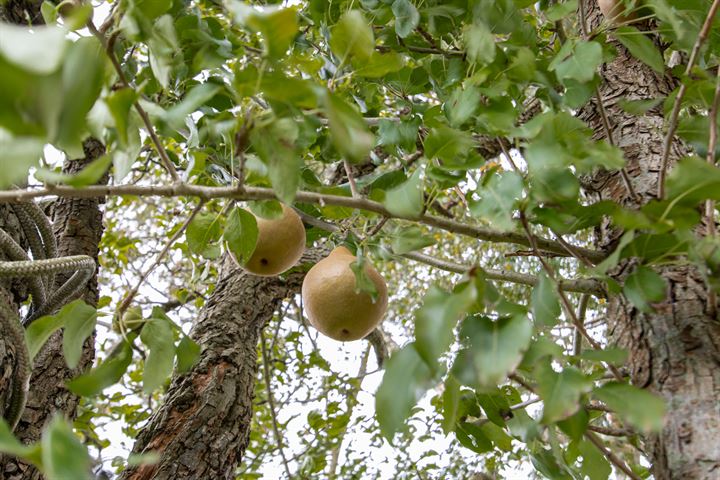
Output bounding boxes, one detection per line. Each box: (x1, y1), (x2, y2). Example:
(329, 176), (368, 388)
(0, 184), (607, 262)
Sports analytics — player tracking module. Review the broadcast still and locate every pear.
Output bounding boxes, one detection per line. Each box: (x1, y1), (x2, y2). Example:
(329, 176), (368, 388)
(598, 0), (636, 25)
(301, 246), (388, 341)
(243, 204), (306, 276)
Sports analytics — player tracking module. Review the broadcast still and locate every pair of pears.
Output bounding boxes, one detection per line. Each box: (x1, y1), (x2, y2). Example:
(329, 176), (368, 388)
(241, 205), (387, 341)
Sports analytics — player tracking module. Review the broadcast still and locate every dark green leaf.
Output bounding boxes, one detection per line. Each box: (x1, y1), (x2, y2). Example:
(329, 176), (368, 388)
(392, 0), (420, 38)
(140, 317), (176, 392)
(615, 27), (665, 73)
(226, 2), (298, 59)
(176, 336), (201, 373)
(67, 335), (135, 396)
(330, 10), (374, 63)
(593, 382), (666, 433)
(536, 362), (592, 424)
(223, 207), (258, 265)
(186, 212), (223, 259)
(61, 301), (97, 369)
(531, 273), (561, 327)
(42, 416), (92, 480)
(623, 266), (666, 312)
(383, 167), (424, 219)
(250, 118), (302, 203)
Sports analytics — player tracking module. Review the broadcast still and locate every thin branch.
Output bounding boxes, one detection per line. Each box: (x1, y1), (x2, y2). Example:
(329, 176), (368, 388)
(87, 23), (182, 184)
(296, 209), (606, 296)
(573, 294), (590, 356)
(375, 44), (464, 58)
(658, 0), (720, 198)
(260, 331), (293, 480)
(117, 200), (205, 317)
(585, 431), (642, 480)
(519, 212), (624, 382)
(2, 184), (607, 262)
(705, 63), (720, 237)
(343, 159), (360, 198)
(588, 424), (633, 437)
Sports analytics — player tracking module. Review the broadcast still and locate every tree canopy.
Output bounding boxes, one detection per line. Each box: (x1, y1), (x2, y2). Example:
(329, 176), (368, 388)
(1, 0), (719, 479)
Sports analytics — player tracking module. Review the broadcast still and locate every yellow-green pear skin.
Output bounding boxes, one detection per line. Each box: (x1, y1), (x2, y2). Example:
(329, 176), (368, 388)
(243, 205), (306, 276)
(301, 246), (388, 341)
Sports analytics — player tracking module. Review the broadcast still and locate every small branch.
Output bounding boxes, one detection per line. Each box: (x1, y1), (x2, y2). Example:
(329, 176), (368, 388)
(584, 431), (642, 480)
(375, 44), (464, 58)
(706, 65), (720, 316)
(519, 212), (624, 382)
(260, 331), (293, 480)
(87, 23), (181, 183)
(658, 0), (720, 198)
(573, 294), (590, 356)
(588, 424), (633, 437)
(343, 159), (360, 198)
(117, 201), (205, 317)
(1, 184), (607, 262)
(296, 210), (606, 296)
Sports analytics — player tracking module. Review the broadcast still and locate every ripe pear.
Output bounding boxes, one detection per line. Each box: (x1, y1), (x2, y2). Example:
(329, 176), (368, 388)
(598, 0), (636, 25)
(243, 204), (306, 276)
(301, 246), (388, 341)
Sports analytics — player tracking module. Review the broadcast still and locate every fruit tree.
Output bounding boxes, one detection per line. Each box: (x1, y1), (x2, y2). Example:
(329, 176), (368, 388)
(0, 0), (719, 479)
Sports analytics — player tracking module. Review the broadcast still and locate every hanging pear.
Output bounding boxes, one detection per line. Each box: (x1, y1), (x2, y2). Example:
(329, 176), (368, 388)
(242, 204), (306, 276)
(301, 246), (388, 341)
(598, 0), (636, 25)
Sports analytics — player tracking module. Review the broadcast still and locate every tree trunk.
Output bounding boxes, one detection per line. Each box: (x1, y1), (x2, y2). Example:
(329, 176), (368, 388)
(2, 141), (108, 480)
(119, 250), (326, 480)
(579, 2), (720, 478)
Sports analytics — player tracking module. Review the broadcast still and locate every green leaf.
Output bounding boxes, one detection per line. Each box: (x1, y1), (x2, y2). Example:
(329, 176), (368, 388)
(623, 265), (666, 313)
(147, 15), (178, 88)
(665, 156), (720, 205)
(224, 207), (258, 265)
(618, 97), (663, 115)
(61, 301), (97, 369)
(164, 83), (222, 129)
(376, 343), (433, 439)
(536, 363), (592, 424)
(322, 91), (374, 163)
(25, 312), (67, 362)
(390, 225), (435, 255)
(444, 86), (481, 127)
(442, 375), (461, 434)
(0, 24), (66, 74)
(578, 438), (611, 480)
(593, 382), (666, 433)
(550, 40), (602, 83)
(330, 10), (374, 63)
(0, 418), (41, 460)
(249, 200), (283, 220)
(545, 0), (578, 21)
(531, 273), (561, 327)
(392, 0), (420, 38)
(225, 2), (298, 59)
(67, 335), (136, 396)
(578, 347), (628, 365)
(176, 336), (201, 373)
(414, 284), (476, 372)
(35, 155), (112, 188)
(456, 421), (493, 453)
(354, 51), (405, 78)
(250, 118), (303, 203)
(452, 314), (533, 390)
(0, 136), (44, 188)
(140, 317), (176, 393)
(105, 87), (139, 148)
(186, 211), (223, 259)
(56, 37), (105, 154)
(558, 408), (588, 442)
(133, 0), (172, 20)
(42, 416), (92, 480)
(423, 126), (474, 163)
(463, 21), (496, 65)
(383, 167), (424, 219)
(481, 421), (513, 451)
(615, 27), (665, 74)
(469, 171), (523, 232)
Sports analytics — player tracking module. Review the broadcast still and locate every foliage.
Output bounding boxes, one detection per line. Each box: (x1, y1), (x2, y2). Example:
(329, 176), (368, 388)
(1, 0), (719, 478)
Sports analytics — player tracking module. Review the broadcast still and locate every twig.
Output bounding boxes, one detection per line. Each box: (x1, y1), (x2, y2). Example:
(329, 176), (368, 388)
(87, 23), (182, 184)
(573, 294), (590, 356)
(260, 331), (293, 480)
(0, 184), (607, 262)
(375, 44), (463, 58)
(705, 64), (720, 237)
(585, 431), (642, 480)
(295, 210), (606, 296)
(658, 0), (720, 198)
(588, 424), (633, 437)
(327, 346), (370, 479)
(117, 201), (206, 317)
(519, 211), (624, 382)
(343, 159), (360, 198)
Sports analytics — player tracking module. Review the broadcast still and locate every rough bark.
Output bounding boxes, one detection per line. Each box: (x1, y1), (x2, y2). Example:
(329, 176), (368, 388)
(579, 2), (720, 478)
(0, 0), (44, 24)
(119, 249), (327, 480)
(2, 140), (108, 480)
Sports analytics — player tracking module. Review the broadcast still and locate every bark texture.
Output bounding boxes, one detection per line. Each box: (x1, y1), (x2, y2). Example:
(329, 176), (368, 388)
(0, 0), (44, 24)
(579, 2), (720, 478)
(119, 249), (326, 480)
(2, 141), (108, 480)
